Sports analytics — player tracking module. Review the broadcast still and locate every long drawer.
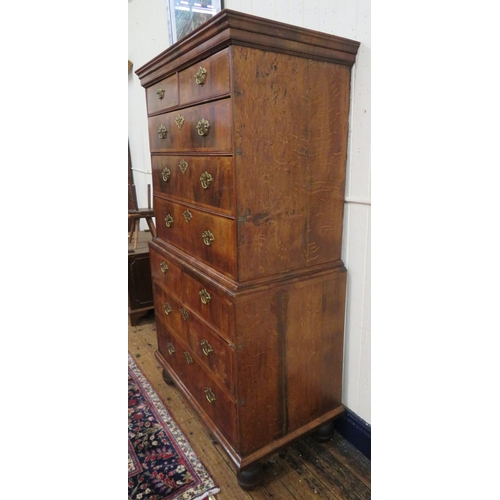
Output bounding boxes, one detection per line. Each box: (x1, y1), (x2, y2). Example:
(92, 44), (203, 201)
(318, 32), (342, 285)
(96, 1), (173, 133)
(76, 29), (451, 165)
(153, 281), (236, 396)
(151, 155), (234, 216)
(148, 99), (232, 153)
(154, 197), (237, 279)
(156, 318), (238, 448)
(149, 243), (235, 342)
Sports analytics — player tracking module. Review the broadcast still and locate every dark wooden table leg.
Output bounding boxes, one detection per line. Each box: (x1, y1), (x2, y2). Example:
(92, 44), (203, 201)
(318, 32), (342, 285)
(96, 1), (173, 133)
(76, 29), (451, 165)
(237, 462), (264, 490)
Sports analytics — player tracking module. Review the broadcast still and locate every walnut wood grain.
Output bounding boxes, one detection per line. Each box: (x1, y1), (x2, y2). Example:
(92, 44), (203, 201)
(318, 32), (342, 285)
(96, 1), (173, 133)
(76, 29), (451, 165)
(179, 47), (231, 106)
(138, 11), (359, 489)
(149, 241), (236, 341)
(146, 73), (178, 114)
(232, 46), (351, 281)
(151, 154), (235, 216)
(154, 197), (237, 279)
(148, 98), (233, 153)
(135, 9), (360, 88)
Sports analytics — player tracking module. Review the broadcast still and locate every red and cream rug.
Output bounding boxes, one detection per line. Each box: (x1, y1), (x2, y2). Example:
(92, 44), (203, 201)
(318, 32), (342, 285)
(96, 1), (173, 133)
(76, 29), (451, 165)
(128, 353), (220, 500)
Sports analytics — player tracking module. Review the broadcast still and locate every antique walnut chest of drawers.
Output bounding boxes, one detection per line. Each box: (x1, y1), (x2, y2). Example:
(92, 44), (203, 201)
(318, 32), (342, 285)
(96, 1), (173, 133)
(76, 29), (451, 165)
(136, 9), (359, 489)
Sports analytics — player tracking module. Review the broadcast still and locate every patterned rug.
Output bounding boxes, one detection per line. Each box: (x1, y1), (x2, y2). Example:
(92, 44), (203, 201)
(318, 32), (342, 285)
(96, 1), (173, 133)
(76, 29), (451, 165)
(128, 354), (220, 500)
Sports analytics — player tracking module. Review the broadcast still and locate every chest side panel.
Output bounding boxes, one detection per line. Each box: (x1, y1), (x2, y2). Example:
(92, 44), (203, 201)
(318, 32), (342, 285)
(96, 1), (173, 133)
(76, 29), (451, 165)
(232, 46), (352, 281)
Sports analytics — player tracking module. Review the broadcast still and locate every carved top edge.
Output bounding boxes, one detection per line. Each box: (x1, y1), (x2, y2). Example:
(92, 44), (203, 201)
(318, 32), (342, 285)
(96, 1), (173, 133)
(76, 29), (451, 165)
(136, 9), (360, 86)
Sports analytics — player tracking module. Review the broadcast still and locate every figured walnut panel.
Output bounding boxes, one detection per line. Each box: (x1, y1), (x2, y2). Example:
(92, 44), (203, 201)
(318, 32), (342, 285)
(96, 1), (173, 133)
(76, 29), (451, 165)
(148, 99), (233, 153)
(147, 73), (178, 114)
(179, 47), (231, 105)
(155, 197), (237, 279)
(232, 46), (351, 281)
(151, 155), (235, 216)
(149, 242), (236, 342)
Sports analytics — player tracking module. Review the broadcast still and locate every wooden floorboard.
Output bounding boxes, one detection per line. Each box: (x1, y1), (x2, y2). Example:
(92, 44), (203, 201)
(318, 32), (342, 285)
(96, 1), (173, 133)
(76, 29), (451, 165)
(128, 311), (371, 499)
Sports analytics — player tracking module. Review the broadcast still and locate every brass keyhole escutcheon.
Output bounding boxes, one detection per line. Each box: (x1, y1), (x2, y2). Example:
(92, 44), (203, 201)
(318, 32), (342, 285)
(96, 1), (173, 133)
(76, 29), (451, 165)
(199, 289), (211, 304)
(164, 302), (172, 315)
(183, 209), (192, 223)
(175, 114), (185, 130)
(156, 86), (165, 99)
(202, 230), (214, 246)
(204, 387), (216, 403)
(157, 124), (167, 139)
(162, 167), (171, 182)
(178, 159), (188, 174)
(196, 118), (210, 136)
(194, 66), (207, 85)
(201, 339), (214, 356)
(166, 343), (175, 355)
(164, 214), (174, 227)
(160, 261), (169, 274)
(200, 171), (213, 189)
(180, 308), (189, 321)
(184, 352), (193, 364)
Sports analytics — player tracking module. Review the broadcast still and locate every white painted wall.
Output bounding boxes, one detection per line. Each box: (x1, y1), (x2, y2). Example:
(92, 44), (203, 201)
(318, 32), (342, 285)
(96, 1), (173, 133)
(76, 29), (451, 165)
(128, 0), (371, 424)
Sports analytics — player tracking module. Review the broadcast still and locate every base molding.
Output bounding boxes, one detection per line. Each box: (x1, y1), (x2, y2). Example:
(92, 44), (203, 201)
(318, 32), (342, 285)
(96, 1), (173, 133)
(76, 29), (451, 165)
(334, 407), (371, 459)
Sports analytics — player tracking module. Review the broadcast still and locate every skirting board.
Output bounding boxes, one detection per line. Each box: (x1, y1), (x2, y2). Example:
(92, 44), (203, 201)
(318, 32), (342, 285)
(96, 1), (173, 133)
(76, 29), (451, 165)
(334, 407), (371, 460)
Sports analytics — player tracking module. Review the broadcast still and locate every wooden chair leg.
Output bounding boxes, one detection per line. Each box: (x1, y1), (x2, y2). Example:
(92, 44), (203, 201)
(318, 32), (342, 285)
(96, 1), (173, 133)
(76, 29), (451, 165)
(128, 218), (135, 243)
(134, 219), (140, 250)
(146, 217), (156, 238)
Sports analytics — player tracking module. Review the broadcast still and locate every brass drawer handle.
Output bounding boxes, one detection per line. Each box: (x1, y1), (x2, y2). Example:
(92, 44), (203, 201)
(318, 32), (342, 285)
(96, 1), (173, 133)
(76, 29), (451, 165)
(156, 86), (165, 99)
(204, 387), (216, 403)
(175, 113), (185, 130)
(201, 339), (214, 356)
(200, 171), (213, 189)
(202, 230), (214, 246)
(184, 352), (193, 364)
(164, 214), (174, 227)
(196, 118), (210, 136)
(194, 66), (207, 85)
(179, 159), (188, 174)
(183, 209), (192, 223)
(163, 302), (172, 315)
(199, 289), (211, 304)
(162, 167), (171, 182)
(166, 342), (175, 355)
(157, 124), (167, 139)
(180, 308), (189, 321)
(160, 261), (169, 274)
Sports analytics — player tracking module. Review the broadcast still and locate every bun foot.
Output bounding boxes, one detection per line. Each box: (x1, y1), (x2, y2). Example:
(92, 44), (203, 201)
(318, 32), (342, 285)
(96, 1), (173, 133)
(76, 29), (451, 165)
(312, 420), (335, 442)
(162, 368), (175, 386)
(237, 463), (263, 490)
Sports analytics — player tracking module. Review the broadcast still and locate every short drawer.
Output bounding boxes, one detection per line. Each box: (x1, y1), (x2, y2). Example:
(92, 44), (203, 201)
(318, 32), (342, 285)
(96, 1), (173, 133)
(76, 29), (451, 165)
(148, 98), (232, 153)
(149, 244), (236, 341)
(156, 322), (238, 448)
(151, 155), (234, 216)
(153, 282), (236, 396)
(147, 73), (178, 114)
(179, 48), (231, 105)
(155, 197), (237, 279)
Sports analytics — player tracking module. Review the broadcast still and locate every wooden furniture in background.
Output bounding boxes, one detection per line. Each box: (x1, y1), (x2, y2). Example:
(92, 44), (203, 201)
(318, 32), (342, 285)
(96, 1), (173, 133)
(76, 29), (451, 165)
(128, 230), (154, 325)
(136, 9), (359, 490)
(128, 184), (156, 250)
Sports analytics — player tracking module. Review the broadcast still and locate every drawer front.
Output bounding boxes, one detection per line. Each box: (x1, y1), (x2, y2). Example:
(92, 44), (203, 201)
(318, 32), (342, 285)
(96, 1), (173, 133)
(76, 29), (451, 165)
(179, 48), (231, 105)
(153, 281), (236, 396)
(148, 99), (232, 153)
(156, 321), (238, 447)
(155, 198), (237, 279)
(149, 245), (236, 342)
(147, 73), (178, 114)
(151, 155), (234, 216)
